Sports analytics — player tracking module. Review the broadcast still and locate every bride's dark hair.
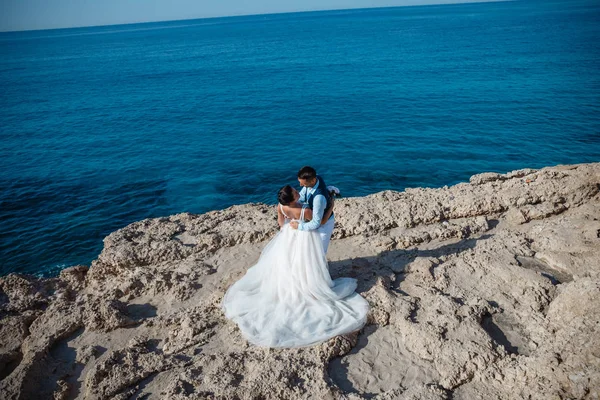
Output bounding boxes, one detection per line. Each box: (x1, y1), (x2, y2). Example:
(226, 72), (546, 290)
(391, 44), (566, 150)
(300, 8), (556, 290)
(278, 185), (295, 205)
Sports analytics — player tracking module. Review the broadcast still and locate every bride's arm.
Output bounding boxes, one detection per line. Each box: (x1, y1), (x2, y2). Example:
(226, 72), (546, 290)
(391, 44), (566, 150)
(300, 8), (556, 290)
(277, 205), (285, 228)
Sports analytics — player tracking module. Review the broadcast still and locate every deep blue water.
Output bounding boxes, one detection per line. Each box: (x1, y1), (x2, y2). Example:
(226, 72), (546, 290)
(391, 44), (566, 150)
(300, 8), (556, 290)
(1, 0), (599, 277)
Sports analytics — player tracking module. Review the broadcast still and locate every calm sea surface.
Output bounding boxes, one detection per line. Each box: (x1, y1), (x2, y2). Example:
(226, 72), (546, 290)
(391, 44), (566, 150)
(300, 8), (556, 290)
(1, 0), (599, 276)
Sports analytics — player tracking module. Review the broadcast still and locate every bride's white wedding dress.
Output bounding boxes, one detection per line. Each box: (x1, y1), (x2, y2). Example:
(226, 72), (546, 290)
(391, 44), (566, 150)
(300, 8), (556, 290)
(222, 206), (369, 348)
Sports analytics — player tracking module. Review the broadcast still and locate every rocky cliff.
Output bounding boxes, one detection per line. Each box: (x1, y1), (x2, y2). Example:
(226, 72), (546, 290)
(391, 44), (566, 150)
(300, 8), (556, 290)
(1, 163), (599, 399)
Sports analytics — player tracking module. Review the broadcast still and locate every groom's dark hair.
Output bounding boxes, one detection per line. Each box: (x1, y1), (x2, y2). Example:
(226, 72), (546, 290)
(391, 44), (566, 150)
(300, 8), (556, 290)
(297, 166), (317, 180)
(278, 185), (295, 205)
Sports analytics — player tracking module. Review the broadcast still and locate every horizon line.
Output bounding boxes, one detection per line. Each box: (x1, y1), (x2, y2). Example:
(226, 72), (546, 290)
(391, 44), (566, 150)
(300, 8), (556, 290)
(0, 0), (512, 34)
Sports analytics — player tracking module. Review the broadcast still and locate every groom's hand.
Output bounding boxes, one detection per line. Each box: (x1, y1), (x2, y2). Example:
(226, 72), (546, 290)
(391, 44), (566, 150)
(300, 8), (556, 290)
(290, 221), (299, 230)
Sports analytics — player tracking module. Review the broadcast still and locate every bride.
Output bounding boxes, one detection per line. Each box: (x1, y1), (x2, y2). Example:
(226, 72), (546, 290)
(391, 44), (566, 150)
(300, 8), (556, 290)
(221, 185), (369, 348)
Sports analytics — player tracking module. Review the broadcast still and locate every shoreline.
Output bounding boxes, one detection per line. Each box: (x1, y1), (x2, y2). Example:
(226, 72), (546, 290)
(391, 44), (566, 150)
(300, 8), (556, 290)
(6, 161), (595, 280)
(1, 162), (599, 399)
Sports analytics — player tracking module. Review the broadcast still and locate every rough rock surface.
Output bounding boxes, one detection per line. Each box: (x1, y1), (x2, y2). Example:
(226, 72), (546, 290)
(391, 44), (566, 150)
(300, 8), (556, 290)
(1, 162), (599, 399)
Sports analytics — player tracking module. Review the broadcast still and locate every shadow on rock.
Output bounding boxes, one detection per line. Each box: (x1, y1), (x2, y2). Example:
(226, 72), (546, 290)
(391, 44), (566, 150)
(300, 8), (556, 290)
(326, 234), (494, 397)
(126, 303), (158, 322)
(329, 234), (493, 296)
(328, 325), (379, 399)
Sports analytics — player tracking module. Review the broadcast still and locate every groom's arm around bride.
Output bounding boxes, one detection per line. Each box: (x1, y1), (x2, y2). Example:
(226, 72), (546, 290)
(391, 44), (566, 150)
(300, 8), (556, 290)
(290, 166), (336, 254)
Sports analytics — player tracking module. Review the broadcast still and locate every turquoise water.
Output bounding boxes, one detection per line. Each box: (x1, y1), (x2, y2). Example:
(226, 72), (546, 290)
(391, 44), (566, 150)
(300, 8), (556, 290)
(1, 0), (599, 276)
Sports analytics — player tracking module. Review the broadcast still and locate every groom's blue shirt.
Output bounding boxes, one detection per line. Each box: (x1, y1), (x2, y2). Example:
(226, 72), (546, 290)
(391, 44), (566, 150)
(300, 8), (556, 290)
(297, 179), (328, 231)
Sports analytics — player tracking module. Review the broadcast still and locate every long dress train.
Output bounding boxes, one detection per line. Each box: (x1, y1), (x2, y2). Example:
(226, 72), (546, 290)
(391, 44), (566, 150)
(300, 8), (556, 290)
(221, 208), (369, 348)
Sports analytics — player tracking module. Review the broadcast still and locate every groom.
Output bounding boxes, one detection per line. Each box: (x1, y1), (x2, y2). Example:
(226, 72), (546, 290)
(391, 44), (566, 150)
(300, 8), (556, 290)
(290, 166), (335, 254)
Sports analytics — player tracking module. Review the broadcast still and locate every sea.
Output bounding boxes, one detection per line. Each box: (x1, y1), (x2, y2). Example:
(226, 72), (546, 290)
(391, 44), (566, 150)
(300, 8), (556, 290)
(1, 0), (599, 277)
